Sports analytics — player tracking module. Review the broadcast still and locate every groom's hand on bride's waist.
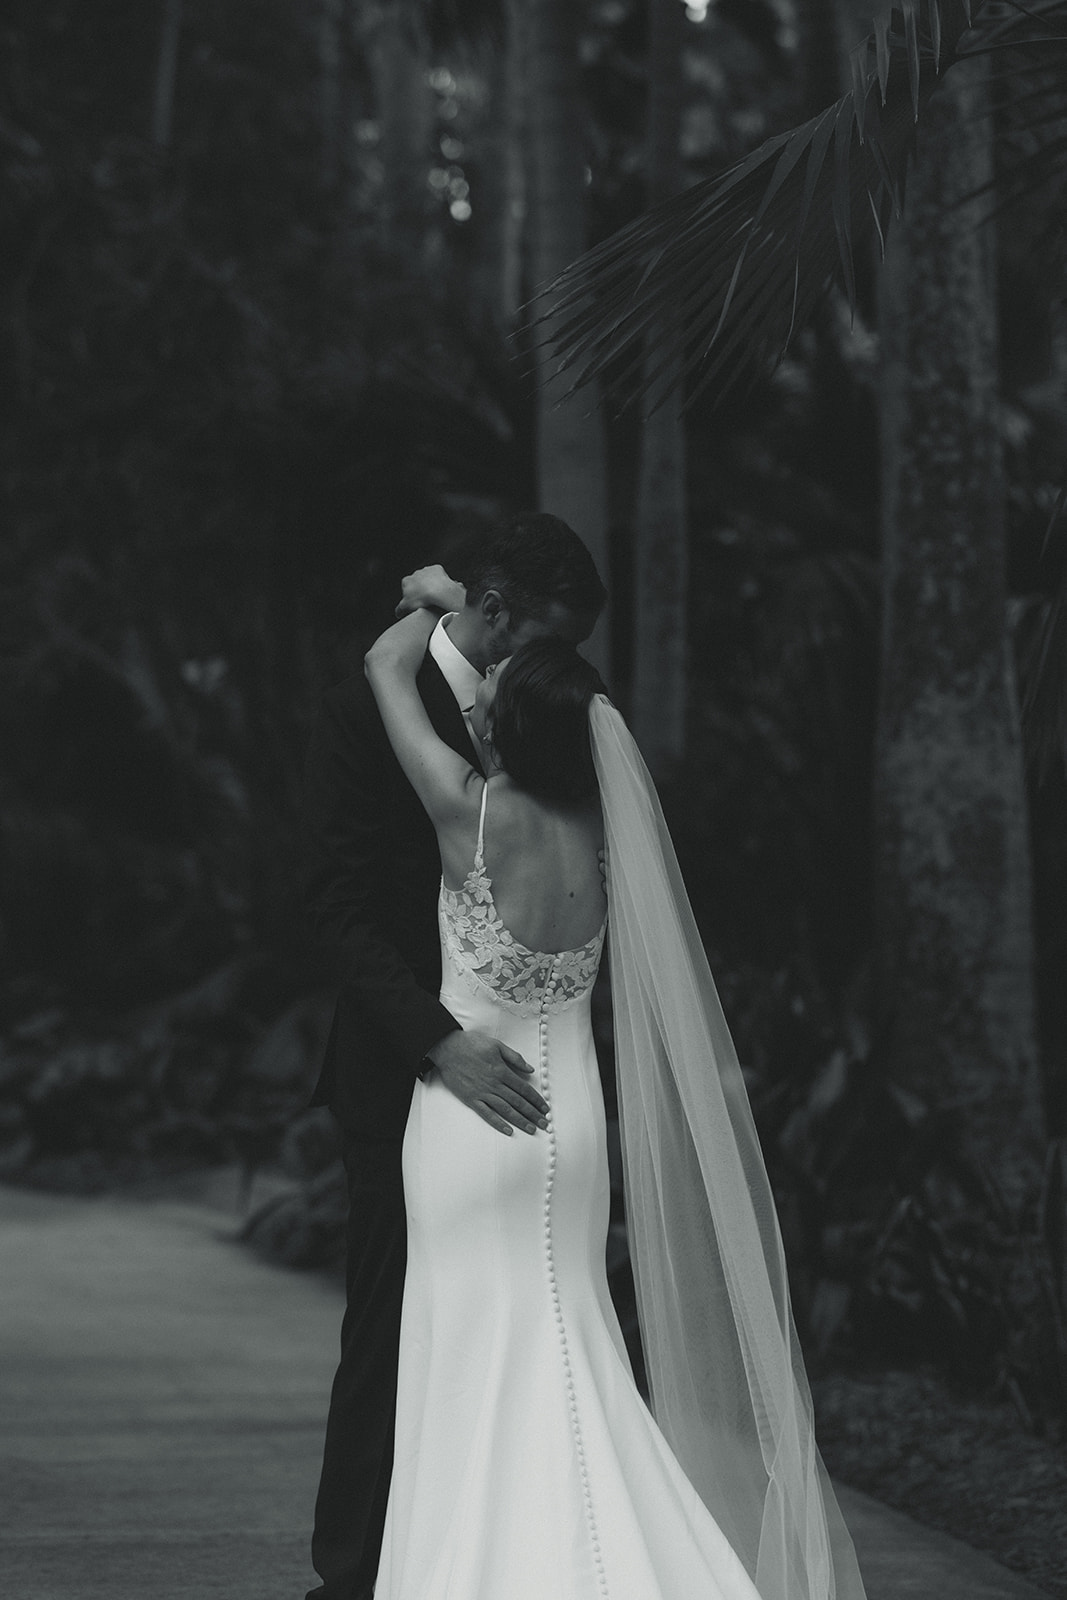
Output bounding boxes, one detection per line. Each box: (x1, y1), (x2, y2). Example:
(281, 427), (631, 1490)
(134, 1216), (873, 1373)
(423, 1030), (550, 1137)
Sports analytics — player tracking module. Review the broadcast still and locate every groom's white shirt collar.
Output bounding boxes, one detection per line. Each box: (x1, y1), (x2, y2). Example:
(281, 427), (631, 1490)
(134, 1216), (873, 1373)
(429, 612), (482, 718)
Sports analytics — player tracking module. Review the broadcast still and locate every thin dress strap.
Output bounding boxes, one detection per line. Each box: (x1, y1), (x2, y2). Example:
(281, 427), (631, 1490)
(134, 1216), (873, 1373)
(474, 780), (489, 871)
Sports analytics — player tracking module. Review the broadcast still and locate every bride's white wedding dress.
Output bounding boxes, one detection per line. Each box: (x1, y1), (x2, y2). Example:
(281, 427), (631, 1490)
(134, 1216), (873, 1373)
(374, 784), (763, 1600)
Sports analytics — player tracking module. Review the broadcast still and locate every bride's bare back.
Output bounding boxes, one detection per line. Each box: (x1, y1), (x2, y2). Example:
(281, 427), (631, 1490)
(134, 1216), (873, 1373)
(439, 778), (606, 955)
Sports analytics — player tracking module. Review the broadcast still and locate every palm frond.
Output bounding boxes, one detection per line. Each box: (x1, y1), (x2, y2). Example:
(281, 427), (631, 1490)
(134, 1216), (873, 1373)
(533, 0), (1067, 410)
(543, 76), (925, 413)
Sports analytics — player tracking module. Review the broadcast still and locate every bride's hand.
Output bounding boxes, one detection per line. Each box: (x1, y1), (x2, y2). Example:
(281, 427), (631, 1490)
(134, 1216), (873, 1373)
(395, 564), (466, 619)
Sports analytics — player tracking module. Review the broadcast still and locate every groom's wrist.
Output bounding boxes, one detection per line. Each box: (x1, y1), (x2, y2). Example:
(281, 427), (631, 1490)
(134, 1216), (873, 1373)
(422, 1028), (463, 1079)
(419, 1026), (462, 1080)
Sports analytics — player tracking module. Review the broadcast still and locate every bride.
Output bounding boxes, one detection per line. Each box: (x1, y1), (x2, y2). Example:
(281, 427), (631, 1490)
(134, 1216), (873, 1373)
(363, 596), (867, 1600)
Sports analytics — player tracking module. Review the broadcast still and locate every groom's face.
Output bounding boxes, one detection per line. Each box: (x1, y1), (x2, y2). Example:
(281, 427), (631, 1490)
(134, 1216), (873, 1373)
(468, 594), (594, 741)
(483, 594), (594, 668)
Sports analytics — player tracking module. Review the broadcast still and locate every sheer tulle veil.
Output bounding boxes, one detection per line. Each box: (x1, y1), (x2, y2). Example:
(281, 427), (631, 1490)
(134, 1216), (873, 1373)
(589, 695), (866, 1600)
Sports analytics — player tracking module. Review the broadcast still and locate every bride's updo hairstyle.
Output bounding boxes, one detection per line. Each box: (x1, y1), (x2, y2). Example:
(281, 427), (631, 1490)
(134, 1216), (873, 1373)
(490, 639), (606, 806)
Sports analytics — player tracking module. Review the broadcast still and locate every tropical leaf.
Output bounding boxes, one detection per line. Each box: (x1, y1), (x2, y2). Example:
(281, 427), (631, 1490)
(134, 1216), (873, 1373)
(534, 0), (1067, 410)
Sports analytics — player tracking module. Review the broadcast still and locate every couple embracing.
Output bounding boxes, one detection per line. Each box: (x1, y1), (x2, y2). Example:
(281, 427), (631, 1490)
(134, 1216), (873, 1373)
(302, 513), (867, 1600)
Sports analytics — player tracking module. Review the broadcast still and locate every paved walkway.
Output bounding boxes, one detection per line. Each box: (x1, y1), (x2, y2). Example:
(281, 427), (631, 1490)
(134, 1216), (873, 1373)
(0, 1173), (1050, 1600)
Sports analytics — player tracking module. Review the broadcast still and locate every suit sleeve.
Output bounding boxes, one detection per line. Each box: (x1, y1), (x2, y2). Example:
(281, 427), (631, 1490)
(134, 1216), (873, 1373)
(302, 678), (459, 1076)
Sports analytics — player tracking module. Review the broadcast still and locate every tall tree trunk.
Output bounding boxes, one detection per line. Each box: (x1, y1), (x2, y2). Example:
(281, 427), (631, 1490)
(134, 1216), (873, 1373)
(631, 0), (689, 773)
(876, 62), (1043, 1208)
(795, 0), (847, 112)
(516, 0), (611, 677)
(151, 0), (183, 148)
(471, 28), (526, 337)
(317, 0), (345, 191)
(372, 2), (434, 259)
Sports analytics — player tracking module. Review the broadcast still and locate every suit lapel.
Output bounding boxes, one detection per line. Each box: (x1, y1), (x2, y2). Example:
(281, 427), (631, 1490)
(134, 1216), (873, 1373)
(417, 651), (485, 775)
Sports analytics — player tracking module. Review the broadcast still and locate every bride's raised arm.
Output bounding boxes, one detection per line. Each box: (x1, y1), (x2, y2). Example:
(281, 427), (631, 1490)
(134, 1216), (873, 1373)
(364, 609), (482, 827)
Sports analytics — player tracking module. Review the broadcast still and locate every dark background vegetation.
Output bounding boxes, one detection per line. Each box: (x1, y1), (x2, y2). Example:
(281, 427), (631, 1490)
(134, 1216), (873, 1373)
(1, 0), (1065, 1588)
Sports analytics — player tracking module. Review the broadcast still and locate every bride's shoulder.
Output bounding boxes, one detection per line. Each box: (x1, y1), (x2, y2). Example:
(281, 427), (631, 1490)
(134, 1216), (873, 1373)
(442, 767), (489, 827)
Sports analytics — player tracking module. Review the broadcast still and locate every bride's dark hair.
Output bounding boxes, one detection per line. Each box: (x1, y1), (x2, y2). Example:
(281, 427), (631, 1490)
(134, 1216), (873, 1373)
(489, 639), (606, 805)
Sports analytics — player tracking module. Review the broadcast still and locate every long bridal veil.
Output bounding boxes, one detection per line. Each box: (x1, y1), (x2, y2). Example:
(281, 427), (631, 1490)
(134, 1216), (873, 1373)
(589, 695), (866, 1600)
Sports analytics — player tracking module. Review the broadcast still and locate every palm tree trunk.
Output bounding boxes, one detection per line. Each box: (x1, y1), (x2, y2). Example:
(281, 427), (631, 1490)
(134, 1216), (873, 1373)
(151, 0), (183, 148)
(516, 0), (611, 677)
(471, 27), (526, 336)
(372, 2), (434, 258)
(796, 0), (848, 111)
(631, 0), (689, 773)
(876, 61), (1043, 1206)
(317, 0), (345, 191)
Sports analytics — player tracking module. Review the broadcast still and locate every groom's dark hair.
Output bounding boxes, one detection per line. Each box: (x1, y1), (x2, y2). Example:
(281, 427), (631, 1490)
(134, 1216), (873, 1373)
(456, 512), (606, 624)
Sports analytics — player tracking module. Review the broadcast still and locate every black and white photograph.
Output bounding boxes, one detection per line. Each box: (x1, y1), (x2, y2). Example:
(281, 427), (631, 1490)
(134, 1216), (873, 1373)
(1, 1), (1065, 1597)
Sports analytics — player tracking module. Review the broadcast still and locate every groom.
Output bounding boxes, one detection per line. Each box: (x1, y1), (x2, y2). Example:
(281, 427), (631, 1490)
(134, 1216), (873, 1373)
(302, 512), (606, 1600)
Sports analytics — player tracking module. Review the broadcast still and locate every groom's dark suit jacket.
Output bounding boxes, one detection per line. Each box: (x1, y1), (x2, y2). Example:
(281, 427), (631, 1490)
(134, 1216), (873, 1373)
(303, 648), (480, 1140)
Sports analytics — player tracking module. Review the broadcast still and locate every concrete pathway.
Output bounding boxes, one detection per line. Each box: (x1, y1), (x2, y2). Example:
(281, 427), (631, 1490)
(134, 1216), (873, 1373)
(0, 1173), (1050, 1600)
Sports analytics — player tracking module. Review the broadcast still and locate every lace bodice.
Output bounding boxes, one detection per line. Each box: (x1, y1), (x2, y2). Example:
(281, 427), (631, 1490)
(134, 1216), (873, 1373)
(439, 785), (606, 1016)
